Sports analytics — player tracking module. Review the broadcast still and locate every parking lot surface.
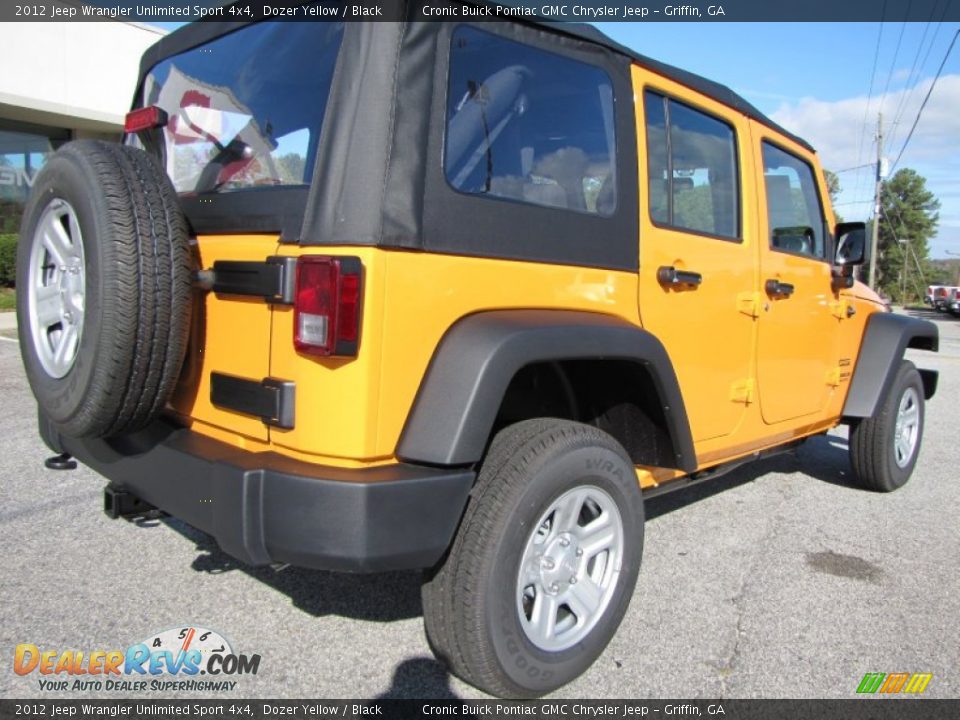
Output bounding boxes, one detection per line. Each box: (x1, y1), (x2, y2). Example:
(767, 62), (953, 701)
(1, 310), (958, 700)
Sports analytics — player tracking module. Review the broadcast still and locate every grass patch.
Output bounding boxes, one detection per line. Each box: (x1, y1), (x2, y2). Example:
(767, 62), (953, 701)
(0, 287), (15, 312)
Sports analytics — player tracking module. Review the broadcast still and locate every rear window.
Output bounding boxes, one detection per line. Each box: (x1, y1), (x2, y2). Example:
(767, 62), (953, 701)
(139, 22), (344, 195)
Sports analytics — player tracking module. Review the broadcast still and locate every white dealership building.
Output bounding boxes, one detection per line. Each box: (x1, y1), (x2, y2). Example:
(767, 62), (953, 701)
(0, 19), (165, 232)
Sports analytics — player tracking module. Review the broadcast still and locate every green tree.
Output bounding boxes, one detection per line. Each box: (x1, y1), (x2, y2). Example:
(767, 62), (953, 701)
(823, 168), (843, 223)
(672, 185), (715, 233)
(876, 168), (940, 302)
(275, 153), (306, 184)
(823, 168), (841, 206)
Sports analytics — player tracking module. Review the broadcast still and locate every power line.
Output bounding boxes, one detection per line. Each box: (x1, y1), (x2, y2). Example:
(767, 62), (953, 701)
(880, 8), (911, 104)
(890, 1), (952, 151)
(891, 2), (940, 131)
(881, 183), (940, 241)
(832, 163), (877, 174)
(853, 6), (887, 207)
(880, 213), (929, 301)
(916, 1), (952, 79)
(833, 199), (875, 206)
(889, 28), (960, 175)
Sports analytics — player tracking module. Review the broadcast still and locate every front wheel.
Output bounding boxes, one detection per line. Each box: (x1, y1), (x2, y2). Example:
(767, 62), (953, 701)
(421, 419), (644, 698)
(849, 360), (925, 492)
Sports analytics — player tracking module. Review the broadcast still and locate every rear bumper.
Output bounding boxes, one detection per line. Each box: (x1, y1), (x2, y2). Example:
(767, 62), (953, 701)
(40, 415), (474, 573)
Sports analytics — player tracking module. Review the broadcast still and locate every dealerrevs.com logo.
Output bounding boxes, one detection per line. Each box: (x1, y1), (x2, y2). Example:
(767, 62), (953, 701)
(14, 626), (261, 693)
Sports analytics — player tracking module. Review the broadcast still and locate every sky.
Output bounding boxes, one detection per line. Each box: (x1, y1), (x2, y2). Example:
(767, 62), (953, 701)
(596, 21), (960, 258)
(151, 19), (960, 258)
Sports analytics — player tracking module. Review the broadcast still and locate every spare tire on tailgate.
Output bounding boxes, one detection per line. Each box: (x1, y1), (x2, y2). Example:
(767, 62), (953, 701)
(16, 140), (193, 439)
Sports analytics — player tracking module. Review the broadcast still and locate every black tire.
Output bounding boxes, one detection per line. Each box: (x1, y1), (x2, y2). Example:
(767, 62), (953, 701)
(422, 419), (644, 698)
(849, 360), (925, 492)
(16, 140), (193, 439)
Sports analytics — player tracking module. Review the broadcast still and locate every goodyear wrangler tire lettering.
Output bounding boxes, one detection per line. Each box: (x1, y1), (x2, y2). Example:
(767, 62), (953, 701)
(16, 141), (193, 439)
(421, 418), (643, 698)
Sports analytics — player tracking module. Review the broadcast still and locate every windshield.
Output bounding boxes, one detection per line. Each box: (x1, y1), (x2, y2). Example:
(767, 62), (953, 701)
(139, 21), (344, 195)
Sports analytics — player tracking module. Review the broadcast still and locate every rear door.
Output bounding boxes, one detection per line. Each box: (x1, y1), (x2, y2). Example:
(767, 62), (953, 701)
(635, 75), (758, 445)
(753, 131), (839, 424)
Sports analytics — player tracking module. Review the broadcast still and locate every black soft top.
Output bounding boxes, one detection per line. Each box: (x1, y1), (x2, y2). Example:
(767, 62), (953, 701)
(136, 3), (815, 265)
(136, 1), (812, 152)
(536, 20), (813, 151)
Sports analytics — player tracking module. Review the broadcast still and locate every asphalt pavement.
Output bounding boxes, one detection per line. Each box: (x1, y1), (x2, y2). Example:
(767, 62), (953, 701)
(1, 309), (958, 700)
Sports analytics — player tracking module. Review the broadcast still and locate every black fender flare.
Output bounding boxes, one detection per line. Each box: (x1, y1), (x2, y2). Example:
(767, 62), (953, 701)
(396, 310), (697, 472)
(842, 312), (938, 420)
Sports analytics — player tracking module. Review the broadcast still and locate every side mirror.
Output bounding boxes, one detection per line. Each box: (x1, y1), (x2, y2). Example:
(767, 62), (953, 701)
(835, 222), (867, 266)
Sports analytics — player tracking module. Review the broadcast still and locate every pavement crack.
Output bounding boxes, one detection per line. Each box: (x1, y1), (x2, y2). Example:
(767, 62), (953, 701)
(714, 484), (793, 696)
(715, 568), (748, 696)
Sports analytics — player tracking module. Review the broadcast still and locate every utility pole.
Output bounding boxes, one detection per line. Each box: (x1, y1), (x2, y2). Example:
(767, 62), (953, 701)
(898, 238), (909, 305)
(868, 112), (884, 290)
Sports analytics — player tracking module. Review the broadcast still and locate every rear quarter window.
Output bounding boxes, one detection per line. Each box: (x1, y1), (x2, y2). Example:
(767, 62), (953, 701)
(444, 25), (617, 216)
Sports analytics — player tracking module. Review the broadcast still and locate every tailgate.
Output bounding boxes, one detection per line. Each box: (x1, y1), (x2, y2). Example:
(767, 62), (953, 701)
(170, 235), (279, 442)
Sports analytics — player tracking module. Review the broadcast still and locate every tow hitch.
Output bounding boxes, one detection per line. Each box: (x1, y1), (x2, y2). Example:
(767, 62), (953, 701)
(104, 485), (157, 520)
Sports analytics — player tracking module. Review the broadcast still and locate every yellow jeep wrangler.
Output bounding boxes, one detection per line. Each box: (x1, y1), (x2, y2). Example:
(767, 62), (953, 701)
(16, 9), (939, 698)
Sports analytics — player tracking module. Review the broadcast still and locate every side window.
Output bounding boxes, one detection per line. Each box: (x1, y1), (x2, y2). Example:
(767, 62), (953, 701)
(445, 25), (617, 216)
(644, 91), (739, 239)
(762, 142), (827, 259)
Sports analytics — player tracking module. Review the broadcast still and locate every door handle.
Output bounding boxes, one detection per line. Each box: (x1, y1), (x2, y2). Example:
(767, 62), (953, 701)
(657, 266), (703, 287)
(765, 279), (795, 297)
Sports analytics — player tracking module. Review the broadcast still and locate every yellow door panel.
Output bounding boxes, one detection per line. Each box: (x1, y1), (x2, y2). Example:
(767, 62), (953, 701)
(633, 66), (758, 443)
(637, 232), (756, 443)
(751, 126), (841, 425)
(756, 254), (838, 422)
(170, 235), (279, 442)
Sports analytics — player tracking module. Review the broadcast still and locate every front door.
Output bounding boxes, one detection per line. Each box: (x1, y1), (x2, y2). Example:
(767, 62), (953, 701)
(754, 133), (839, 425)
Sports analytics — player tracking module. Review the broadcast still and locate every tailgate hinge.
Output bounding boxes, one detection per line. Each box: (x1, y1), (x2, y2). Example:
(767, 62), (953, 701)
(210, 372), (295, 429)
(204, 256), (298, 304)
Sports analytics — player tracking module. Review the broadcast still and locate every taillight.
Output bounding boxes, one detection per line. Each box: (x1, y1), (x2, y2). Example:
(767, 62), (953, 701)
(124, 105), (168, 134)
(294, 256), (362, 357)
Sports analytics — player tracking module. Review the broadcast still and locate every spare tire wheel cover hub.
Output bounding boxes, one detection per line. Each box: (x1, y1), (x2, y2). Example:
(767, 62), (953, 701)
(28, 198), (85, 379)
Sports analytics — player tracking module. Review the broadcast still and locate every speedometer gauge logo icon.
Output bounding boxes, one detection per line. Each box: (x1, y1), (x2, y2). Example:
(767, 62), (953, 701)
(140, 626), (233, 673)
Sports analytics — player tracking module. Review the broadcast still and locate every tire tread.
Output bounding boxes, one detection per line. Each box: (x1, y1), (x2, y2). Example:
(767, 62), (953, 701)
(422, 418), (641, 698)
(849, 360), (924, 492)
(16, 140), (192, 438)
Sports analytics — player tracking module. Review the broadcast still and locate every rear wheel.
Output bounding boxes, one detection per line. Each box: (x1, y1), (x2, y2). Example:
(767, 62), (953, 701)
(422, 418), (644, 698)
(849, 360), (925, 492)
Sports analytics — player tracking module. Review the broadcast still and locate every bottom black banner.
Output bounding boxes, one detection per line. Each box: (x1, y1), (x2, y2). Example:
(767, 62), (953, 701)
(0, 700), (955, 720)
